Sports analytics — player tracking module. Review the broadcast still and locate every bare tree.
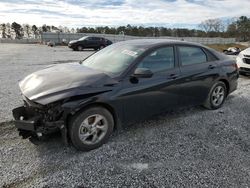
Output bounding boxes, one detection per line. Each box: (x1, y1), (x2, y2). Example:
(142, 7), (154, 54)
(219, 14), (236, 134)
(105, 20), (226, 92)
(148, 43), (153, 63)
(5, 23), (12, 38)
(0, 23), (7, 38)
(70, 28), (75, 33)
(31, 25), (38, 38)
(199, 18), (224, 32)
(23, 24), (31, 38)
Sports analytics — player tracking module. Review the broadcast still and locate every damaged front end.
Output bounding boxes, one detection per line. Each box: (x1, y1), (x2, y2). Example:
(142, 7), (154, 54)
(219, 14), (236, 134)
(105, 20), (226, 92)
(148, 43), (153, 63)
(12, 96), (67, 144)
(12, 63), (118, 145)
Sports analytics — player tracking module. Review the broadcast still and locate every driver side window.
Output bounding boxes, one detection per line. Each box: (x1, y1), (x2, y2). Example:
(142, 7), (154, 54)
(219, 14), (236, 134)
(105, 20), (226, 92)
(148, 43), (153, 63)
(137, 47), (175, 73)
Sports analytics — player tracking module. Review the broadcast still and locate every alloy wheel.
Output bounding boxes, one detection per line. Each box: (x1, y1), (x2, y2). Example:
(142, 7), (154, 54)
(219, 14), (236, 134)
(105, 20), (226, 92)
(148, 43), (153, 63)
(78, 114), (108, 145)
(211, 85), (225, 107)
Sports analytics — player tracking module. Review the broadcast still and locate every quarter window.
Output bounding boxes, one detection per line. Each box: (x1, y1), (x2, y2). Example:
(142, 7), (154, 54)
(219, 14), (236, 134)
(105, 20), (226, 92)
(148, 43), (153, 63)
(137, 47), (175, 73)
(179, 46), (207, 66)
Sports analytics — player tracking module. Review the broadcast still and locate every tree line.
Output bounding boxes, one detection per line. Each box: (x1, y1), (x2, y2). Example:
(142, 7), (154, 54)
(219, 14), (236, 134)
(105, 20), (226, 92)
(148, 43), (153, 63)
(0, 16), (250, 41)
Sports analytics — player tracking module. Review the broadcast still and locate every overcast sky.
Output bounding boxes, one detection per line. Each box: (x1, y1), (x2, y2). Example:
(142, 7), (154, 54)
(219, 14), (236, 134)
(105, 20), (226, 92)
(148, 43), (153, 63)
(0, 0), (250, 28)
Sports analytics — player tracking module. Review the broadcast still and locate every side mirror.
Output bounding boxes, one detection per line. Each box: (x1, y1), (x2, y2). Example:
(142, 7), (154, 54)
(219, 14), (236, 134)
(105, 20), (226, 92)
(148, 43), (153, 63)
(133, 68), (153, 78)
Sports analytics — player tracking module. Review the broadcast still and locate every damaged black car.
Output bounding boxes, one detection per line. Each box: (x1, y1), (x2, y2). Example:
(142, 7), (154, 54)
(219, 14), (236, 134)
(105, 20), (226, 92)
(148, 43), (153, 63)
(13, 39), (239, 151)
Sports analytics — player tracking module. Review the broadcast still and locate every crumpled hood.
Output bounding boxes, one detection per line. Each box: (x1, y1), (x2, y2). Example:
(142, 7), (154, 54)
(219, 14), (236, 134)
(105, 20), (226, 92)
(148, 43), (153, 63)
(19, 63), (117, 105)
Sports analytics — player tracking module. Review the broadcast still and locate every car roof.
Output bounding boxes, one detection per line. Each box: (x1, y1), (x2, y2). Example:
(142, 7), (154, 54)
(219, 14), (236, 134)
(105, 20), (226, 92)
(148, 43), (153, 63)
(115, 39), (205, 49)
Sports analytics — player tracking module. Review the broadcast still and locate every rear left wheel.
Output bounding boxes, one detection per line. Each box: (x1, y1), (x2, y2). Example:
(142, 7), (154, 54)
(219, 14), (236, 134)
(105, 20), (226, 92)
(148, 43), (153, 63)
(99, 45), (105, 50)
(69, 107), (114, 151)
(203, 81), (227, 110)
(77, 45), (83, 51)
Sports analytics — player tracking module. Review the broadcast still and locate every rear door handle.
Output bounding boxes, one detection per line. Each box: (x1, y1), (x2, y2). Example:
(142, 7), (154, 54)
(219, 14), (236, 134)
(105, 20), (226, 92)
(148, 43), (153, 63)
(168, 74), (179, 79)
(208, 64), (216, 69)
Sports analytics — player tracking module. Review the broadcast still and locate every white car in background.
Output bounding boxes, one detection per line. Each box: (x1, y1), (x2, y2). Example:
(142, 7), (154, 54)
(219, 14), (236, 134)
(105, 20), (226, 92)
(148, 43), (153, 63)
(236, 48), (250, 75)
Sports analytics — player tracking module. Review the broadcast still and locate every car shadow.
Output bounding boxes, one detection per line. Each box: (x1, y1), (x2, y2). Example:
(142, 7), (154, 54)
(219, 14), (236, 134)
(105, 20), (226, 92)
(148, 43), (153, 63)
(33, 88), (247, 153)
(30, 93), (250, 187)
(79, 49), (97, 52)
(240, 74), (250, 79)
(34, 105), (205, 151)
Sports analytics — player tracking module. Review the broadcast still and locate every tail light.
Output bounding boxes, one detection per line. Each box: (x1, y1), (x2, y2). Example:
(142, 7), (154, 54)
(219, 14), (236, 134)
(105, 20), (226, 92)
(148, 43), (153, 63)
(234, 63), (238, 70)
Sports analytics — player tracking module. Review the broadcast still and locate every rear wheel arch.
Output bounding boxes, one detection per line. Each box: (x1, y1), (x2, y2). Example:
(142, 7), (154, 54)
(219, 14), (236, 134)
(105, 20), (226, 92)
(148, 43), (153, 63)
(218, 79), (229, 95)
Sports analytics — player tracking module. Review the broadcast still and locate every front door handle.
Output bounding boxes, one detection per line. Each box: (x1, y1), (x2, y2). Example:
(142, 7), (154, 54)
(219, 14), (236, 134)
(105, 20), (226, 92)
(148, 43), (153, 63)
(208, 64), (216, 69)
(168, 74), (179, 79)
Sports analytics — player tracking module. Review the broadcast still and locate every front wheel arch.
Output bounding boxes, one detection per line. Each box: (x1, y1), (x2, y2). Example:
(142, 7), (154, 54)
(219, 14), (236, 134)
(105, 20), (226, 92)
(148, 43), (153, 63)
(66, 102), (120, 132)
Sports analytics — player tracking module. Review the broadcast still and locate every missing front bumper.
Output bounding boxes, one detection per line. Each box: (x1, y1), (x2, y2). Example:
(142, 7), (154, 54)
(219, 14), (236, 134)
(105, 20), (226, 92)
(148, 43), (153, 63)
(12, 106), (38, 131)
(12, 106), (68, 144)
(12, 106), (64, 131)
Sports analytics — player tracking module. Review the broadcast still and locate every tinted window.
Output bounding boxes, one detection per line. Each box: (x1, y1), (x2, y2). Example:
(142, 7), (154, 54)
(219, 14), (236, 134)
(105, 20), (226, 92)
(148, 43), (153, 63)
(92, 37), (101, 41)
(78, 36), (88, 41)
(138, 47), (175, 73)
(203, 48), (219, 61)
(179, 46), (207, 66)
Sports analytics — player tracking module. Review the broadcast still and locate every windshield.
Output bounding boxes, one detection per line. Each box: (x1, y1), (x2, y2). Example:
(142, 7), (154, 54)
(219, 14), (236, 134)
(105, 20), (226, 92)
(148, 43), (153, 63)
(81, 44), (146, 77)
(78, 36), (88, 41)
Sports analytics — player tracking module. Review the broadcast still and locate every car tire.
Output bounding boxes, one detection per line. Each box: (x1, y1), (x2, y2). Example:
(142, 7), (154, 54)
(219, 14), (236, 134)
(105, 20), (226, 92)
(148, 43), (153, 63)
(77, 45), (83, 51)
(203, 81), (227, 110)
(99, 45), (105, 50)
(69, 106), (114, 151)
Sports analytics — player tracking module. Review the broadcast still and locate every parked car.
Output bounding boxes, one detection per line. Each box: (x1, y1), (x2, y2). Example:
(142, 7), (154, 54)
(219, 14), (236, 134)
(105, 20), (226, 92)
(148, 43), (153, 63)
(236, 47), (250, 75)
(68, 36), (112, 51)
(47, 40), (55, 47)
(13, 39), (238, 151)
(223, 47), (241, 55)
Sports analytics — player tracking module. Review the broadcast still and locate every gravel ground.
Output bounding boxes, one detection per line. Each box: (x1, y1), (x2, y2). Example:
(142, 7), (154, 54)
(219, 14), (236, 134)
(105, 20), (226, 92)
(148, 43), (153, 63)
(0, 44), (250, 187)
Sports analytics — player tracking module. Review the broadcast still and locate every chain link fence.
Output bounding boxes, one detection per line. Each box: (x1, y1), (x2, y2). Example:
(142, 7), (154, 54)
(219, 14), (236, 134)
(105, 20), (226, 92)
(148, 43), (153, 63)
(0, 33), (236, 45)
(41, 32), (236, 45)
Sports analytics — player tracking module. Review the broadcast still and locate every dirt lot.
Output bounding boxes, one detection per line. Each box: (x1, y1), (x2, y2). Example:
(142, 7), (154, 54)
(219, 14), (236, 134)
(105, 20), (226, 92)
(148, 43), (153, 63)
(0, 44), (250, 187)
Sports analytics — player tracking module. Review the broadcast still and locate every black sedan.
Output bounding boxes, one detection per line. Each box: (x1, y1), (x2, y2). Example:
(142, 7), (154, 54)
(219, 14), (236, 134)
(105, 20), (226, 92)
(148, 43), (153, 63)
(68, 36), (112, 51)
(13, 39), (238, 151)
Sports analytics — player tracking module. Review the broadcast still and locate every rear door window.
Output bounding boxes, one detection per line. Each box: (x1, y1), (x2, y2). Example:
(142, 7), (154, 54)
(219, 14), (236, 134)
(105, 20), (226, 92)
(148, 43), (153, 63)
(178, 46), (207, 66)
(88, 37), (96, 41)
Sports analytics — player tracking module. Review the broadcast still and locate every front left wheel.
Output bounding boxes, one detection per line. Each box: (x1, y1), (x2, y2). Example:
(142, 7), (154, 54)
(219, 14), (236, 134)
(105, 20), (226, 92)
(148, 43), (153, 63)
(69, 107), (114, 151)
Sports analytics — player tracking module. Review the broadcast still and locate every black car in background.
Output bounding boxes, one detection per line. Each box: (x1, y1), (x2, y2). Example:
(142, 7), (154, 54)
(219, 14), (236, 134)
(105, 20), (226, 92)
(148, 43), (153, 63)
(13, 39), (238, 151)
(68, 36), (112, 51)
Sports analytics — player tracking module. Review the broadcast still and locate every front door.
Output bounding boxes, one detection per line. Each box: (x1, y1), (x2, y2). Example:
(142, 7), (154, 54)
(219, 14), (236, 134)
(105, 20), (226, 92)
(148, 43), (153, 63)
(119, 46), (183, 123)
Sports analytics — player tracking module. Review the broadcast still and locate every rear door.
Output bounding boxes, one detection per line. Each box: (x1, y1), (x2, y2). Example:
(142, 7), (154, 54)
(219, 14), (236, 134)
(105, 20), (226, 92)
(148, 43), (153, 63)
(85, 37), (96, 48)
(176, 45), (219, 106)
(120, 46), (182, 123)
(92, 37), (101, 48)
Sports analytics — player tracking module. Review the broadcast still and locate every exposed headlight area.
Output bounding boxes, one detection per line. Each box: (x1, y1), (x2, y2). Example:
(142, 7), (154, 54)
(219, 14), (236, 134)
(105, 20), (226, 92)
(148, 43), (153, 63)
(22, 96), (63, 122)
